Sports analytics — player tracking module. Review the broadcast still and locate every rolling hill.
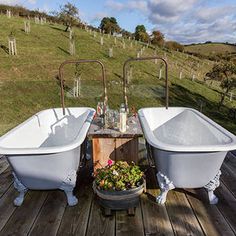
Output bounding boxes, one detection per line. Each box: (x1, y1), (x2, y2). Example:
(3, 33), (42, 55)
(0, 14), (236, 135)
(185, 43), (236, 57)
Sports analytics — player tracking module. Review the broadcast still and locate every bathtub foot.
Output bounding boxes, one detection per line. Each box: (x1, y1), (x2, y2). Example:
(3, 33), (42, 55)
(13, 172), (28, 206)
(156, 172), (175, 205)
(59, 170), (78, 206)
(204, 170), (221, 204)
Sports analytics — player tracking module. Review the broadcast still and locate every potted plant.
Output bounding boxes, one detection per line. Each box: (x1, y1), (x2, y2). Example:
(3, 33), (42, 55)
(93, 160), (145, 216)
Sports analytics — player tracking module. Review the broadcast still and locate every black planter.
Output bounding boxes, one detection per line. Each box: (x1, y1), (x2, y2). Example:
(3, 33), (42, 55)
(93, 179), (145, 216)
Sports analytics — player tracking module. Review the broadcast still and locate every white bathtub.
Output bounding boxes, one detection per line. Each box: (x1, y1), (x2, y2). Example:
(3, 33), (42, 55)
(138, 107), (236, 204)
(0, 107), (95, 206)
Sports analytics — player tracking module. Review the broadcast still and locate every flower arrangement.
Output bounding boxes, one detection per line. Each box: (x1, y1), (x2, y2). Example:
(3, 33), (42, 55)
(94, 160), (144, 191)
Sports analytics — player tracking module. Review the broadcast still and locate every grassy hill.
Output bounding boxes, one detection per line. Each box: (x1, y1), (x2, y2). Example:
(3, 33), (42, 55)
(185, 43), (236, 56)
(0, 14), (236, 135)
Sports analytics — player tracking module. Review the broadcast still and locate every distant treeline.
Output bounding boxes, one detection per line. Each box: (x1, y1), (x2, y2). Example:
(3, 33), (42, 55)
(185, 51), (236, 62)
(185, 42), (236, 46)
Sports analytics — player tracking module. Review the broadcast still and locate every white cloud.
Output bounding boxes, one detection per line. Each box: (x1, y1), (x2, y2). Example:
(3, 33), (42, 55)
(195, 5), (236, 23)
(90, 12), (109, 23)
(0, 0), (36, 5)
(147, 0), (198, 24)
(105, 0), (147, 13)
(27, 0), (36, 4)
(0, 0), (20, 4)
(146, 0), (236, 43)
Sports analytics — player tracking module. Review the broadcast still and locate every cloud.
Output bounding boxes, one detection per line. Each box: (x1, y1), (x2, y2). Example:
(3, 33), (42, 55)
(105, 0), (124, 11)
(147, 0), (198, 24)
(105, 0), (147, 13)
(27, 0), (36, 4)
(0, 0), (20, 4)
(0, 0), (36, 5)
(90, 12), (109, 23)
(146, 0), (236, 43)
(194, 5), (236, 23)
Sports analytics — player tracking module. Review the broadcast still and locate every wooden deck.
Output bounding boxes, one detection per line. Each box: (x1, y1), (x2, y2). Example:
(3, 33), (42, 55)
(0, 152), (236, 236)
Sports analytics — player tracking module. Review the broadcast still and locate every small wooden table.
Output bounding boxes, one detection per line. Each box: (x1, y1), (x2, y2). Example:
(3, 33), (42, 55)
(87, 116), (143, 171)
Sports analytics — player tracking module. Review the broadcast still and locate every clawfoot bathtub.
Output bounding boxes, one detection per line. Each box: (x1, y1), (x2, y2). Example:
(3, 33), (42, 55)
(0, 107), (95, 206)
(138, 107), (236, 204)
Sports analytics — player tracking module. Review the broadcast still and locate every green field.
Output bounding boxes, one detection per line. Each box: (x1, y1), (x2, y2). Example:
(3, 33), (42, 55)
(185, 43), (236, 56)
(0, 15), (236, 135)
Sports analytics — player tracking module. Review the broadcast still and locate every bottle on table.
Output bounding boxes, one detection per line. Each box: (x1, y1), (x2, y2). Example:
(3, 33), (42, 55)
(119, 103), (127, 133)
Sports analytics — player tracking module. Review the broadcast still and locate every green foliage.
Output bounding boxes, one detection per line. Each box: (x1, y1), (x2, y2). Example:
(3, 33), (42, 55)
(94, 161), (144, 191)
(206, 62), (236, 107)
(120, 29), (133, 39)
(165, 41), (184, 52)
(58, 2), (80, 31)
(100, 17), (120, 34)
(134, 25), (149, 42)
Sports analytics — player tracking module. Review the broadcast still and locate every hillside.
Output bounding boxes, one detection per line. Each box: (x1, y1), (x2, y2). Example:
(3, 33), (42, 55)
(0, 14), (236, 135)
(185, 43), (236, 56)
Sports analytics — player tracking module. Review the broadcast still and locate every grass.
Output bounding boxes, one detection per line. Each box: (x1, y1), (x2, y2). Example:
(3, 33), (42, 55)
(185, 43), (236, 56)
(0, 14), (236, 135)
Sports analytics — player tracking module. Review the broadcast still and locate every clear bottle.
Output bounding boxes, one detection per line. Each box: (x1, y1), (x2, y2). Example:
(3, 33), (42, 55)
(119, 103), (127, 132)
(104, 104), (109, 128)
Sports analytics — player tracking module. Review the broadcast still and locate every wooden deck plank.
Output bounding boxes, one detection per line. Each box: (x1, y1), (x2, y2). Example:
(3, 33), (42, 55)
(221, 163), (236, 198)
(116, 203), (144, 236)
(57, 161), (94, 236)
(225, 153), (236, 170)
(0, 185), (17, 231)
(0, 167), (13, 198)
(165, 189), (205, 236)
(215, 183), (236, 234)
(57, 184), (93, 236)
(141, 168), (174, 236)
(28, 191), (67, 236)
(86, 198), (115, 236)
(0, 191), (48, 236)
(185, 188), (234, 236)
(0, 156), (9, 175)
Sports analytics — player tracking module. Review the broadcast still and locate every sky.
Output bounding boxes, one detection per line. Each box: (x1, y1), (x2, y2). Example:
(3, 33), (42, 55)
(1, 0), (236, 44)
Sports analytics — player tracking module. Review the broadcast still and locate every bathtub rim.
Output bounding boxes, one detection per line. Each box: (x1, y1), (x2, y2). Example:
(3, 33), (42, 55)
(0, 107), (95, 155)
(138, 107), (236, 152)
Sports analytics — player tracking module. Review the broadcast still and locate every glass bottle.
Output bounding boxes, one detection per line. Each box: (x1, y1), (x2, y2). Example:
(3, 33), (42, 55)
(119, 103), (127, 132)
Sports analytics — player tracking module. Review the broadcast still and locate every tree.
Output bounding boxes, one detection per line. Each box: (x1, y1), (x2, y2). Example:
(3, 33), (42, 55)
(120, 29), (132, 39)
(100, 17), (120, 34)
(151, 30), (164, 47)
(58, 2), (80, 32)
(205, 62), (236, 108)
(165, 41), (184, 52)
(134, 25), (149, 42)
